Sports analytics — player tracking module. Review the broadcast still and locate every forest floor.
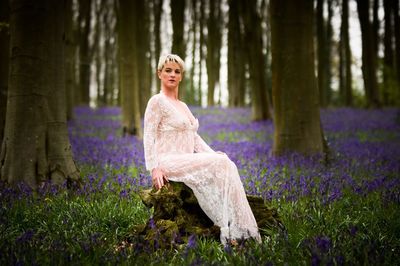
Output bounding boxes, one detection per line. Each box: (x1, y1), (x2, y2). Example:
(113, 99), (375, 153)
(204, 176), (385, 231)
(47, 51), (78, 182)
(1, 106), (399, 265)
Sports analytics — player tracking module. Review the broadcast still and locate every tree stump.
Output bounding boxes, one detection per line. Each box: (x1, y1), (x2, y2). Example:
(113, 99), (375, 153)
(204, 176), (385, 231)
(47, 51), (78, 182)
(130, 181), (284, 249)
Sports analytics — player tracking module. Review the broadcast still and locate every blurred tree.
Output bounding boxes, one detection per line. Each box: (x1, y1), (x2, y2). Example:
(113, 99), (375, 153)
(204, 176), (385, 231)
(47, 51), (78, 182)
(356, 0), (381, 108)
(339, 0), (353, 106)
(188, 0), (198, 105)
(316, 0), (333, 107)
(383, 0), (395, 105)
(93, 0), (104, 106)
(239, 0), (272, 120)
(78, 0), (92, 105)
(103, 0), (118, 106)
(137, 0), (152, 114)
(227, 0), (246, 107)
(1, 0), (80, 189)
(197, 0), (206, 106)
(152, 0), (164, 91)
(117, 0), (142, 137)
(394, 0), (400, 104)
(171, 0), (186, 58)
(0, 0), (9, 151)
(206, 0), (222, 106)
(171, 0), (186, 100)
(270, 0), (325, 155)
(65, 0), (76, 120)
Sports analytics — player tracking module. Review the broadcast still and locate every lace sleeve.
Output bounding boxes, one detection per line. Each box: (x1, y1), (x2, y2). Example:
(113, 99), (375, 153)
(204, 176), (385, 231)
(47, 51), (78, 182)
(143, 96), (162, 171)
(194, 132), (215, 153)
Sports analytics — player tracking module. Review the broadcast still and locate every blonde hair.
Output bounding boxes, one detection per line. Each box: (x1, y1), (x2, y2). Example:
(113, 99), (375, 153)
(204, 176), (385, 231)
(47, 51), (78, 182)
(157, 54), (185, 73)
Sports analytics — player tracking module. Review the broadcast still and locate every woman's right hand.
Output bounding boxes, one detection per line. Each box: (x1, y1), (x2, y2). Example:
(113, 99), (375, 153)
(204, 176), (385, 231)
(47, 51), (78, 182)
(151, 168), (168, 190)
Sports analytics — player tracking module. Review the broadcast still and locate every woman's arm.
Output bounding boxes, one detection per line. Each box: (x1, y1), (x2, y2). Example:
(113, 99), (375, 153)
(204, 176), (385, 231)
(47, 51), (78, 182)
(194, 132), (215, 153)
(143, 96), (162, 171)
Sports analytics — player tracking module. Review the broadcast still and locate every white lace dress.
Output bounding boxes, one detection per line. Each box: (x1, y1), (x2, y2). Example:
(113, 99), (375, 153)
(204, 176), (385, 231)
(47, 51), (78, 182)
(143, 92), (261, 244)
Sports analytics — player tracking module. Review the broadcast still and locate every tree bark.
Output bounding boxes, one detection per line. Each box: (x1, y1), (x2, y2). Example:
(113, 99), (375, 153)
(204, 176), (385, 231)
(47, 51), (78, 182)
(356, 0), (381, 108)
(153, 0), (163, 91)
(240, 0), (271, 120)
(270, 0), (325, 155)
(188, 0), (198, 106)
(0, 0), (9, 151)
(316, 0), (327, 107)
(383, 0), (396, 105)
(197, 0), (206, 106)
(394, 0), (400, 104)
(78, 0), (92, 105)
(206, 0), (222, 106)
(136, 0), (152, 114)
(339, 0), (353, 106)
(117, 0), (142, 138)
(1, 0), (80, 189)
(65, 0), (76, 120)
(228, 0), (246, 107)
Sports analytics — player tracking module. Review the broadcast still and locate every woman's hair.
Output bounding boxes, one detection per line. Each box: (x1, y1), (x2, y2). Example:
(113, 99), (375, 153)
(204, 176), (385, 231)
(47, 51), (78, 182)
(157, 54), (185, 73)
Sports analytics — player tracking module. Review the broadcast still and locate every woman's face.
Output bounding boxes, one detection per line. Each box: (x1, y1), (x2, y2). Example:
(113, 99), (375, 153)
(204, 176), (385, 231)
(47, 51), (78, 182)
(158, 61), (182, 89)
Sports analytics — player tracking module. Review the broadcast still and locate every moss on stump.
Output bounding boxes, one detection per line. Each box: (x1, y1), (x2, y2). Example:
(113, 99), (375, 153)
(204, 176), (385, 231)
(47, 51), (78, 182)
(130, 181), (284, 249)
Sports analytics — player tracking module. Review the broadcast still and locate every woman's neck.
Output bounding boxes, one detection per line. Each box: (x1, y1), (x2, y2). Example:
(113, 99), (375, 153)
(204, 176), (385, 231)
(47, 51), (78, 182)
(161, 88), (178, 100)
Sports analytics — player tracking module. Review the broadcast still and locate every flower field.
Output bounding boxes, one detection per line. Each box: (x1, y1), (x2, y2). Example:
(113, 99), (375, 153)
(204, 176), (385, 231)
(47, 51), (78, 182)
(1, 106), (399, 265)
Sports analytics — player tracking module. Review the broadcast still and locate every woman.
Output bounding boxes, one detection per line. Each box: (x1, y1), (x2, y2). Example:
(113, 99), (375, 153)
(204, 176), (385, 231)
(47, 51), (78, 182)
(143, 54), (261, 245)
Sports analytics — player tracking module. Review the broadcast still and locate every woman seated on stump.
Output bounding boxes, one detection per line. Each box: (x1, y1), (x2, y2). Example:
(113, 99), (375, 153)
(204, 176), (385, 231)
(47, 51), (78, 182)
(143, 54), (261, 245)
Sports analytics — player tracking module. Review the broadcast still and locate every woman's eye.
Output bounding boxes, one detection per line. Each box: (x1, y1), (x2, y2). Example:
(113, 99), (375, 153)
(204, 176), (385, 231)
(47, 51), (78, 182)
(175, 70), (181, 74)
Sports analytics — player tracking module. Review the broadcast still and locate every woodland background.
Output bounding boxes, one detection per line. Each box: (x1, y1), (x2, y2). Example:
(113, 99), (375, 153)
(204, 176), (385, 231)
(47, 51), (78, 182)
(0, 0), (399, 264)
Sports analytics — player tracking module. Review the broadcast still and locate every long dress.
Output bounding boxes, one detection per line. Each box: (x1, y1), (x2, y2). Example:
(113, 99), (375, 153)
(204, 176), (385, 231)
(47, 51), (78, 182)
(143, 92), (261, 244)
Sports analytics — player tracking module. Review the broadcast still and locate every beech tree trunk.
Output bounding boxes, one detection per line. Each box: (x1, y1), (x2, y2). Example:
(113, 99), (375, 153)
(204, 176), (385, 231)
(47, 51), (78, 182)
(270, 0), (325, 155)
(339, 0), (353, 106)
(0, 0), (9, 151)
(78, 0), (92, 105)
(1, 0), (80, 189)
(394, 0), (400, 104)
(383, 0), (396, 105)
(239, 0), (271, 120)
(206, 0), (222, 106)
(65, 0), (76, 120)
(356, 0), (381, 108)
(153, 0), (163, 91)
(117, 0), (142, 137)
(197, 0), (206, 106)
(227, 0), (246, 107)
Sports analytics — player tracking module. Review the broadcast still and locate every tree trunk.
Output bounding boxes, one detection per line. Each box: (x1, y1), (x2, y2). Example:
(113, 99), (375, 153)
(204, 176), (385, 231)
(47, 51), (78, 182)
(1, 0), (80, 189)
(78, 0), (92, 105)
(153, 0), (163, 91)
(339, 0), (353, 106)
(117, 0), (142, 138)
(240, 0), (271, 120)
(270, 0), (325, 155)
(383, 0), (396, 105)
(197, 0), (205, 106)
(170, 0), (186, 100)
(394, 0), (400, 104)
(316, 0), (327, 107)
(188, 0), (198, 106)
(171, 0), (186, 58)
(65, 0), (76, 120)
(136, 0), (152, 114)
(0, 0), (9, 151)
(228, 0), (246, 107)
(103, 0), (117, 106)
(356, 0), (381, 108)
(206, 0), (222, 106)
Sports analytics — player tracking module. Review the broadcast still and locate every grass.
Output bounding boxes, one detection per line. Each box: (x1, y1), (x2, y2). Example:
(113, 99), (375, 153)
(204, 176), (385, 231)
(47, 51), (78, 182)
(1, 106), (399, 265)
